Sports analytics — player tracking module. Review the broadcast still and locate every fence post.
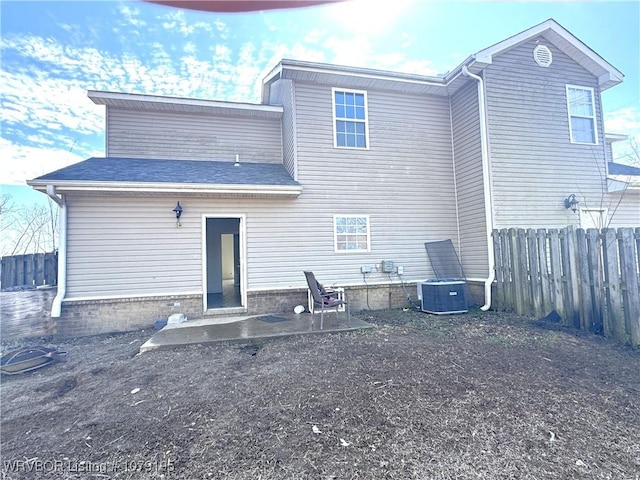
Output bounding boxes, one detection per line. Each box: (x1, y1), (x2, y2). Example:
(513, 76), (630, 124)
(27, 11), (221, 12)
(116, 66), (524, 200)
(492, 230), (505, 311)
(0, 256), (8, 288)
(46, 252), (58, 286)
(619, 228), (640, 347)
(562, 226), (581, 329)
(548, 229), (565, 320)
(527, 228), (543, 317)
(602, 228), (625, 342)
(509, 229), (526, 315)
(500, 229), (513, 312)
(34, 253), (44, 286)
(537, 229), (552, 315)
(585, 229), (603, 334)
(575, 228), (593, 332)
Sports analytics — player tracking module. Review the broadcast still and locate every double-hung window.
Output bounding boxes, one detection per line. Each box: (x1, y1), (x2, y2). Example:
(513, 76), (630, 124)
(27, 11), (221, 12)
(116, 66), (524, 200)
(332, 88), (369, 149)
(334, 215), (370, 252)
(566, 85), (598, 144)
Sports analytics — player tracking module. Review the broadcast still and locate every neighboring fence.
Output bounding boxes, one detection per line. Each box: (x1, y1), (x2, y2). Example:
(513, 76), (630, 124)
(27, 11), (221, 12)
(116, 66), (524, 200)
(492, 227), (640, 347)
(0, 252), (58, 289)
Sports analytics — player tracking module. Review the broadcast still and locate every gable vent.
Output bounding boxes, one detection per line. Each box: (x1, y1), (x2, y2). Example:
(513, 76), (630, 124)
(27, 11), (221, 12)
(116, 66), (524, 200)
(533, 44), (553, 67)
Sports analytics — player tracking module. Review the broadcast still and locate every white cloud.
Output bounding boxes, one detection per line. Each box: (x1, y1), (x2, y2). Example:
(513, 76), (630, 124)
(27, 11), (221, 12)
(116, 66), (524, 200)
(1, 23), (320, 187)
(0, 70), (104, 136)
(304, 29), (328, 45)
(160, 9), (212, 35)
(0, 137), (99, 186)
(319, 35), (437, 75)
(118, 4), (147, 27)
(605, 107), (640, 136)
(212, 44), (232, 63)
(604, 107), (640, 164)
(323, 35), (373, 67)
(183, 41), (197, 55)
(324, 0), (415, 34)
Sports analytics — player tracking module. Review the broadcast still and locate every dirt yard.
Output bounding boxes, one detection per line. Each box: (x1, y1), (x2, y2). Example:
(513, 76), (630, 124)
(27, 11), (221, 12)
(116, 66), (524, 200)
(1, 309), (639, 479)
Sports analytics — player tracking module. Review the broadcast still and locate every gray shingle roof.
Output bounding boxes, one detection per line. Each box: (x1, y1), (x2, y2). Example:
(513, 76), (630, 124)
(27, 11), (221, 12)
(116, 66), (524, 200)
(608, 162), (640, 177)
(33, 157), (299, 186)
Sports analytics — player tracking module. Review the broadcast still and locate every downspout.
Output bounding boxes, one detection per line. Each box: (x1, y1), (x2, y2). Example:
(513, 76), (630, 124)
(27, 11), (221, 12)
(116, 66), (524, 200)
(461, 66), (495, 311)
(46, 185), (66, 317)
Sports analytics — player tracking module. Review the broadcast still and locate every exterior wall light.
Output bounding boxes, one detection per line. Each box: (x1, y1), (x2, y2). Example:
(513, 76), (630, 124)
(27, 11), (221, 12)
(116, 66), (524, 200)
(173, 201), (183, 227)
(564, 194), (579, 213)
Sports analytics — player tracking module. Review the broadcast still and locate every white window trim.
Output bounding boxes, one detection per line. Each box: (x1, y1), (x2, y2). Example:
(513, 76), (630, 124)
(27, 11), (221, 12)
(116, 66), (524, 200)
(333, 214), (371, 253)
(566, 85), (598, 145)
(579, 207), (608, 230)
(332, 87), (370, 150)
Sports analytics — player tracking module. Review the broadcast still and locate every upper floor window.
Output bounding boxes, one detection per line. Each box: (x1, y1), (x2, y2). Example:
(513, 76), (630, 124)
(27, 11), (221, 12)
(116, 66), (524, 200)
(334, 215), (370, 252)
(566, 85), (597, 145)
(332, 88), (369, 149)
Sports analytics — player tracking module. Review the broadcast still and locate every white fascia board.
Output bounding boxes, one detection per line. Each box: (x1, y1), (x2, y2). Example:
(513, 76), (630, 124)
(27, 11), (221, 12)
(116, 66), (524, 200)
(607, 176), (640, 191)
(261, 61), (283, 103)
(605, 133), (629, 143)
(28, 181), (302, 197)
(469, 19), (623, 88)
(473, 19), (555, 63)
(262, 61), (283, 86)
(87, 90), (283, 115)
(473, 52), (493, 65)
(598, 71), (624, 91)
(279, 61), (446, 87)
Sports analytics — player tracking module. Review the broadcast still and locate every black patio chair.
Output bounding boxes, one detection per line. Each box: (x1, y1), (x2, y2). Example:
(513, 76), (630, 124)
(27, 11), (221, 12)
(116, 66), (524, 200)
(303, 271), (350, 329)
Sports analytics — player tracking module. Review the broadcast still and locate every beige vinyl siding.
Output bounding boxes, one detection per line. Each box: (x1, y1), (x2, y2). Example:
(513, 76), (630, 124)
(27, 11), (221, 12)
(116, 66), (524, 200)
(606, 192), (640, 227)
(268, 79), (297, 179)
(605, 141), (614, 163)
(64, 83), (459, 299)
(65, 195), (202, 298)
(450, 80), (489, 279)
(65, 194), (308, 298)
(64, 192), (442, 299)
(106, 108), (282, 163)
(484, 36), (607, 228)
(289, 81), (458, 284)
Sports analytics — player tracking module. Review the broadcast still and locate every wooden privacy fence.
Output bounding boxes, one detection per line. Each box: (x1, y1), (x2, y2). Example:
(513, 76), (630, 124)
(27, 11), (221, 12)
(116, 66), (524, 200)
(0, 252), (58, 289)
(492, 227), (640, 347)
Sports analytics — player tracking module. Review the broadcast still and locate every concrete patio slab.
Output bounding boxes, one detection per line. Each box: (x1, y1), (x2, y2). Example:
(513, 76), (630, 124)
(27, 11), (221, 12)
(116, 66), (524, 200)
(139, 313), (374, 352)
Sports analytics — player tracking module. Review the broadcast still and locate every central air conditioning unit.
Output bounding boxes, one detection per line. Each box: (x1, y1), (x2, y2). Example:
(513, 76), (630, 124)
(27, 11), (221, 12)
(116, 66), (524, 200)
(417, 280), (468, 314)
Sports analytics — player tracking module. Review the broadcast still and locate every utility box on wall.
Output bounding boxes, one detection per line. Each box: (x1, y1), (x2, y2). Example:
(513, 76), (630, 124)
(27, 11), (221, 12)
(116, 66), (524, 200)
(417, 280), (468, 314)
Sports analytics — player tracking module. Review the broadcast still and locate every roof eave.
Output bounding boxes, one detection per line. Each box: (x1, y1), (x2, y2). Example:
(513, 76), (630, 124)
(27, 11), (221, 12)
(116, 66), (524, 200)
(268, 59), (446, 86)
(27, 180), (303, 198)
(467, 19), (623, 90)
(88, 90), (284, 117)
(605, 133), (629, 143)
(607, 177), (640, 192)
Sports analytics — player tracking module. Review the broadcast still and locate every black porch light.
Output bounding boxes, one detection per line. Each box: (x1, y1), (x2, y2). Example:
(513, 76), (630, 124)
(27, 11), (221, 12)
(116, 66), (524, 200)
(173, 201), (183, 226)
(564, 194), (579, 213)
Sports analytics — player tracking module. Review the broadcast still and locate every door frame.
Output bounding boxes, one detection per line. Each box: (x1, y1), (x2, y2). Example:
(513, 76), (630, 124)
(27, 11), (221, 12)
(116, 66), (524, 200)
(201, 214), (247, 312)
(579, 207), (608, 229)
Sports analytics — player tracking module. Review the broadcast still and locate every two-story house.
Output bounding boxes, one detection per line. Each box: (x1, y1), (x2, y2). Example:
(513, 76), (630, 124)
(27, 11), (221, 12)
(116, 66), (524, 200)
(28, 19), (638, 336)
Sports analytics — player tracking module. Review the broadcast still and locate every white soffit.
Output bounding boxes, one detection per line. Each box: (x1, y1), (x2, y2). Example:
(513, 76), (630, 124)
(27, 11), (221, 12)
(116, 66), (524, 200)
(88, 91), (284, 118)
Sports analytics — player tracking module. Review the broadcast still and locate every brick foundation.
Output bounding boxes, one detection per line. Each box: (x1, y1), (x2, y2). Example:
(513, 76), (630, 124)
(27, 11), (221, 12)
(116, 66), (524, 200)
(41, 280), (487, 337)
(56, 295), (203, 337)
